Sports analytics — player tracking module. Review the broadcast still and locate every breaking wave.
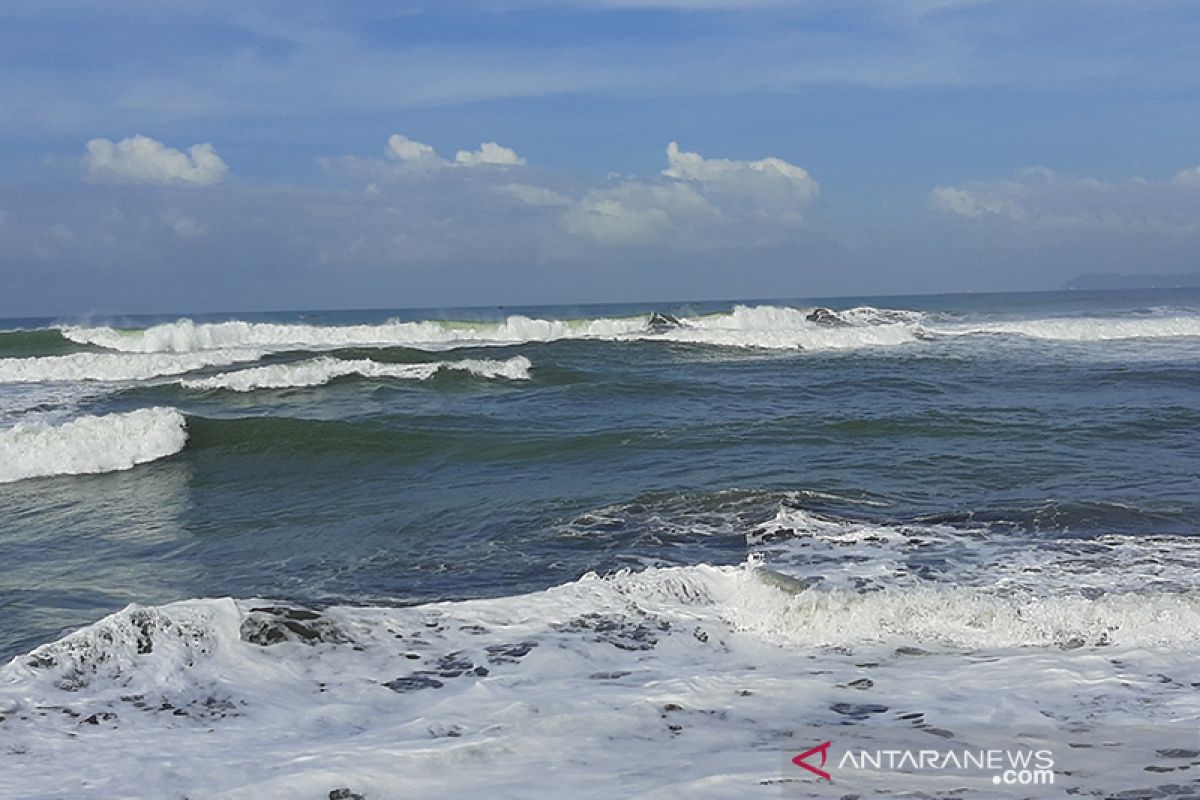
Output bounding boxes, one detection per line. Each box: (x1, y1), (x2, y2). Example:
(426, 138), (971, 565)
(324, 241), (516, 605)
(5, 505), (1200, 797)
(60, 306), (926, 353)
(0, 349), (263, 383)
(0, 407), (187, 484)
(937, 314), (1200, 341)
(60, 306), (1200, 357)
(62, 316), (645, 353)
(180, 355), (532, 392)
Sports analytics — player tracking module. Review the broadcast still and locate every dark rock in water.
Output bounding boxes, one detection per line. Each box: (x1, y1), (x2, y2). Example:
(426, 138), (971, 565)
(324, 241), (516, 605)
(846, 678), (874, 690)
(384, 673), (445, 692)
(553, 613), (669, 651)
(831, 702), (889, 720)
(895, 646), (930, 656)
(646, 311), (683, 333)
(805, 307), (846, 326)
(329, 789), (365, 800)
(1157, 749), (1200, 759)
(240, 606), (347, 647)
(486, 641), (537, 664)
(430, 651), (490, 678)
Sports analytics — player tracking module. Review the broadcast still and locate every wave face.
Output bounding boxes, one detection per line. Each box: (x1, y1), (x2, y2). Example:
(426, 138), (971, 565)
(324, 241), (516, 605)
(0, 349), (263, 383)
(60, 305), (1200, 357)
(180, 355), (532, 391)
(0, 408), (186, 483)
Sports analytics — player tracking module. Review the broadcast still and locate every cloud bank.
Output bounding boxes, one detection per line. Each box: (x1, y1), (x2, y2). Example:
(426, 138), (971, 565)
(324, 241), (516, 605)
(932, 166), (1200, 234)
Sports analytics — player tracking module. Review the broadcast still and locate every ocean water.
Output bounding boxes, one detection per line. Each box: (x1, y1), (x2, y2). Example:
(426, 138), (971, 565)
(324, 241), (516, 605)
(0, 289), (1198, 798)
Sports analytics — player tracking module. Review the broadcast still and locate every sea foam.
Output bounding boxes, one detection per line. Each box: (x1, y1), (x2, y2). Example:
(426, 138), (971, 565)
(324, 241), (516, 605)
(0, 407), (187, 483)
(0, 349), (263, 383)
(2, 557), (1199, 798)
(55, 306), (1200, 360)
(180, 355), (532, 392)
(61, 306), (926, 354)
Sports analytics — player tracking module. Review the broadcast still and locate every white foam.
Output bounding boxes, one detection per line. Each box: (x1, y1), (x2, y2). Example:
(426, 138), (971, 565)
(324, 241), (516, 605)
(657, 305), (921, 350)
(2, 560), (1199, 798)
(0, 407), (187, 483)
(179, 355), (532, 392)
(61, 306), (927, 354)
(63, 317), (645, 353)
(0, 349), (263, 383)
(58, 307), (1200, 359)
(939, 314), (1200, 341)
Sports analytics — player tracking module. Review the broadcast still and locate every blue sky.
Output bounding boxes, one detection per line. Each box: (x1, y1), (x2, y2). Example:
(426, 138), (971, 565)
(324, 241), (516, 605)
(1, 0), (1199, 316)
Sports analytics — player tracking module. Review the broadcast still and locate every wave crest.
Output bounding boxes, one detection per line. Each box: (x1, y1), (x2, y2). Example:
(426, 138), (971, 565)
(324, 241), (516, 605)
(0, 407), (187, 483)
(0, 349), (263, 383)
(180, 355), (532, 392)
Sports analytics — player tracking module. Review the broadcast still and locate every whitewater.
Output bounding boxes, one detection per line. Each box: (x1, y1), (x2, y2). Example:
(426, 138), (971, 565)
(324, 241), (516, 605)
(1, 288), (1199, 798)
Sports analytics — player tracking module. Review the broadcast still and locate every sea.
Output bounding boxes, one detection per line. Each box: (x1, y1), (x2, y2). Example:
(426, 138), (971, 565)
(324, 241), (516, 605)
(0, 289), (1198, 798)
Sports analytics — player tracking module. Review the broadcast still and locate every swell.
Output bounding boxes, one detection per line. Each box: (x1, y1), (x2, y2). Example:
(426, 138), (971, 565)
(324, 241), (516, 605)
(183, 414), (675, 462)
(0, 328), (79, 358)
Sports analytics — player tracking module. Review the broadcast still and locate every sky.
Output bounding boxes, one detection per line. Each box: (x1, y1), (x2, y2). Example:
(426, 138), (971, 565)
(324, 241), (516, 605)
(1, 0), (1199, 317)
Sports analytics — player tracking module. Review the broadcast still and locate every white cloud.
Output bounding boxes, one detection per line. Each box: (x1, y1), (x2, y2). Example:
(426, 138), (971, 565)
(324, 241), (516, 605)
(932, 166), (1200, 234)
(664, 141), (816, 193)
(661, 141), (818, 226)
(1172, 165), (1200, 187)
(562, 142), (819, 243)
(563, 181), (716, 244)
(930, 185), (1027, 221)
(385, 133), (444, 167)
(83, 135), (228, 186)
(455, 142), (526, 167)
(341, 135), (526, 176)
(499, 183), (572, 207)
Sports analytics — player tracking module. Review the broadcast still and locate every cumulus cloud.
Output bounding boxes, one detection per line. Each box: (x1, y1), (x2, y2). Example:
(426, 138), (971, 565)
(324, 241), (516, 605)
(562, 142), (819, 244)
(83, 135), (228, 186)
(372, 134), (525, 172)
(932, 166), (1200, 233)
(663, 141), (816, 194)
(385, 133), (442, 166)
(455, 142), (526, 167)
